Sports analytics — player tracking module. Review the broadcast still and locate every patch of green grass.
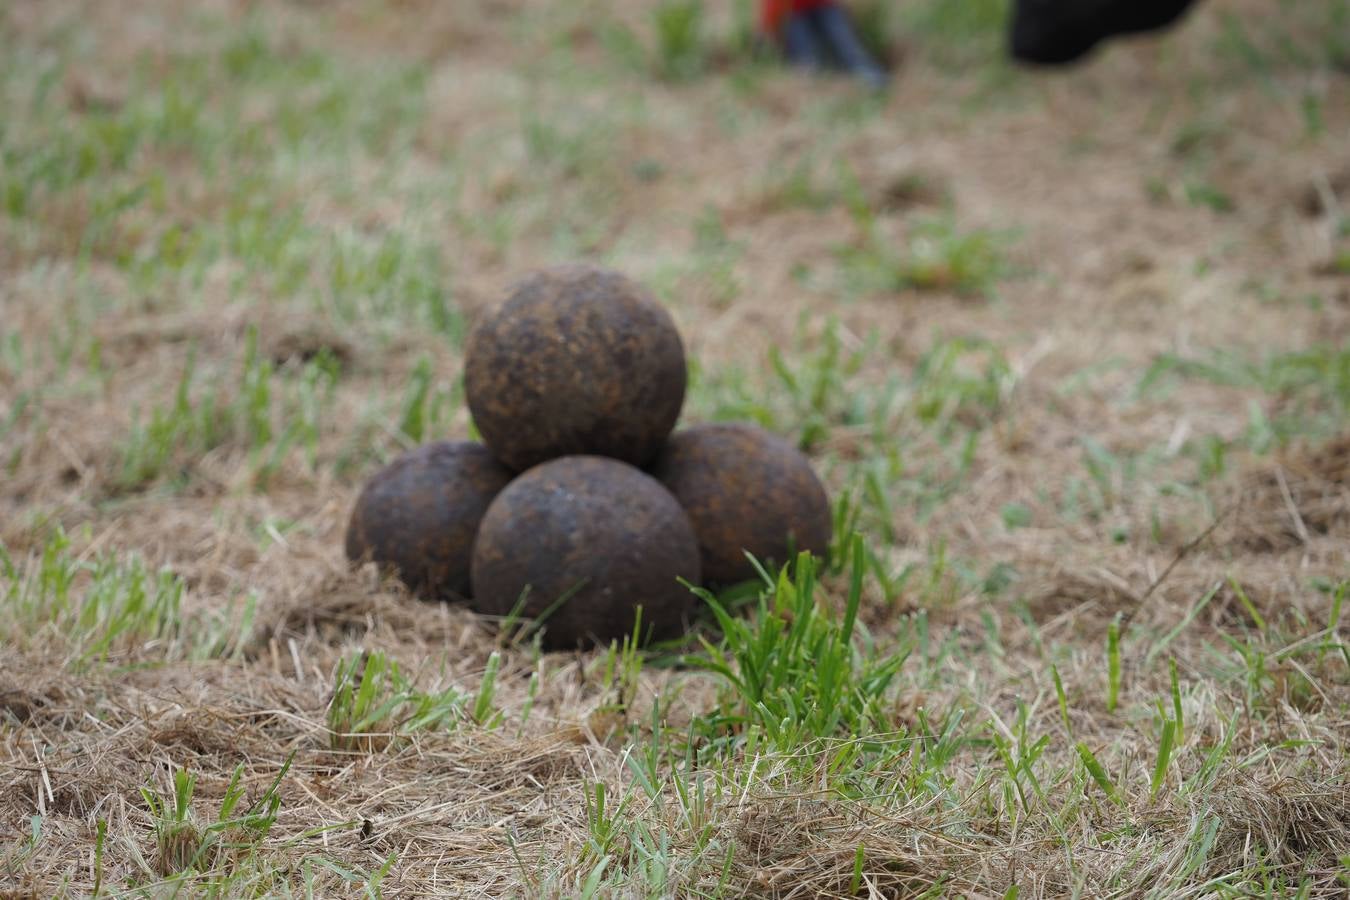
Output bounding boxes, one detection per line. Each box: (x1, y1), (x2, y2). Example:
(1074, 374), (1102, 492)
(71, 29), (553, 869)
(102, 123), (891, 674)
(653, 0), (710, 81)
(603, 0), (768, 83)
(1328, 248), (1350, 276)
(850, 0), (1011, 73)
(1169, 118), (1227, 161)
(1213, 1), (1350, 76)
(899, 0), (1014, 79)
(588, 621), (650, 735)
(1137, 343), (1350, 447)
(838, 215), (1012, 297)
(114, 186), (463, 338)
(0, 24), (425, 207)
(397, 356), (439, 445)
(448, 91), (634, 257)
(693, 316), (1012, 453)
(909, 334), (1015, 428)
(322, 228), (463, 338)
(1001, 502), (1032, 530)
(689, 316), (880, 446)
(689, 205), (746, 307)
(332, 362), (466, 477)
(519, 101), (618, 182)
(642, 208), (748, 309)
(686, 540), (909, 756)
(0, 528), (256, 668)
(1, 19), (454, 340)
(117, 328), (340, 492)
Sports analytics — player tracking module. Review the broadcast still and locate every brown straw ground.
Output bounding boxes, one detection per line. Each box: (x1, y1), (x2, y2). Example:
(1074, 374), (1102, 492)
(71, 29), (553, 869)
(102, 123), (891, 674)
(1, 0), (1347, 895)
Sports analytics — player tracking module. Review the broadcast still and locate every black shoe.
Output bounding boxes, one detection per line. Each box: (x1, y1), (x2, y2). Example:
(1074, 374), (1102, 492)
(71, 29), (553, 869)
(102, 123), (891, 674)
(1009, 0), (1200, 65)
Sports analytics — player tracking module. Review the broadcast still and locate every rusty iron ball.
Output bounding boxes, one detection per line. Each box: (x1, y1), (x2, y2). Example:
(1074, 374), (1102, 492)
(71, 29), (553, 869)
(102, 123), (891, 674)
(345, 442), (513, 601)
(470, 455), (701, 649)
(464, 264), (687, 472)
(650, 423), (832, 586)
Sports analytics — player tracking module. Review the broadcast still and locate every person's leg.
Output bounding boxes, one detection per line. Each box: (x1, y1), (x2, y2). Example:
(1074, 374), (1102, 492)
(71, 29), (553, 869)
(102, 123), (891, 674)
(761, 1), (886, 85)
(781, 11), (828, 70)
(806, 4), (888, 89)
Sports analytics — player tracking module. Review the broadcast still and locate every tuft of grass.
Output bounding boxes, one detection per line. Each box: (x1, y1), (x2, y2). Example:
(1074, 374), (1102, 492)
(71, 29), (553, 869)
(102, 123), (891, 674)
(137, 755), (387, 893)
(326, 649), (504, 752)
(323, 229), (463, 339)
(142, 757), (297, 877)
(398, 356), (435, 444)
(852, 0), (1011, 72)
(754, 158), (841, 214)
(472, 650), (504, 728)
(591, 619), (648, 734)
(692, 316), (1014, 551)
(142, 767), (206, 876)
(0, 815), (44, 882)
(1184, 179), (1236, 213)
(1150, 717), (1176, 801)
(686, 538), (908, 754)
(652, 0), (710, 81)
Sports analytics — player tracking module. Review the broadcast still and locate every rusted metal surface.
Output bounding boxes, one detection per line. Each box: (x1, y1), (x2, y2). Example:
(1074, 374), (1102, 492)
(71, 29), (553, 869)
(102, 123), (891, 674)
(464, 265), (687, 472)
(470, 456), (701, 649)
(345, 442), (513, 601)
(650, 423), (832, 585)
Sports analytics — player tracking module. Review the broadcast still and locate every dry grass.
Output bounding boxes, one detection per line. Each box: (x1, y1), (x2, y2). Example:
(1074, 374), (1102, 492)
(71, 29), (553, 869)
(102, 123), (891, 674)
(1, 0), (1348, 896)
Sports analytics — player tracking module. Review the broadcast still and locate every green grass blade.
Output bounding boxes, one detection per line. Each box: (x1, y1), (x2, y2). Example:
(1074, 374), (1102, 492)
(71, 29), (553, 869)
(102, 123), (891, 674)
(1106, 615), (1121, 713)
(1075, 742), (1120, 805)
(1150, 718), (1175, 801)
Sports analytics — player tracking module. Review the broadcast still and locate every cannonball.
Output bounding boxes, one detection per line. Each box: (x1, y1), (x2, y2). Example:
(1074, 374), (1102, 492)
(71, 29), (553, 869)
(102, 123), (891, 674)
(464, 264), (687, 472)
(470, 456), (701, 649)
(650, 423), (832, 585)
(344, 442), (513, 601)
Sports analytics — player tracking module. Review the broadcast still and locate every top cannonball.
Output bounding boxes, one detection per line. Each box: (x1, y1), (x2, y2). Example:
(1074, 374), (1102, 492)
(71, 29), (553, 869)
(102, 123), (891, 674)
(650, 423), (832, 585)
(344, 441), (513, 601)
(464, 265), (687, 472)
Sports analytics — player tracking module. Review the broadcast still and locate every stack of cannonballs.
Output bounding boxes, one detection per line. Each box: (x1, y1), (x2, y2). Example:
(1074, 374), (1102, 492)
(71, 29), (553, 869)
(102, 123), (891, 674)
(345, 264), (831, 649)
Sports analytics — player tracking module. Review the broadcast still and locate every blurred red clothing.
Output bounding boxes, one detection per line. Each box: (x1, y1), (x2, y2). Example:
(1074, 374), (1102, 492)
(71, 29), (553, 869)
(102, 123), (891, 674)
(760, 0), (835, 36)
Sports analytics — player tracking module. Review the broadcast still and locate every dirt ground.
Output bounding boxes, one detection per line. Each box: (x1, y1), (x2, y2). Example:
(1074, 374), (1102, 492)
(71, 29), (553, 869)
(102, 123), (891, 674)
(1, 0), (1348, 896)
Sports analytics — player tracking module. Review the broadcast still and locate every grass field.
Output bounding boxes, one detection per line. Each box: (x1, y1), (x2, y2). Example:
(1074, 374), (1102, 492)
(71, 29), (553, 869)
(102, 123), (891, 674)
(1, 0), (1348, 896)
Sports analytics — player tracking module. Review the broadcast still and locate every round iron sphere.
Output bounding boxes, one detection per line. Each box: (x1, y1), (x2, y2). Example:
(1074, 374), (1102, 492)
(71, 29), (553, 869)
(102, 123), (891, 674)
(650, 423), (832, 585)
(470, 456), (701, 649)
(464, 264), (687, 472)
(344, 442), (513, 601)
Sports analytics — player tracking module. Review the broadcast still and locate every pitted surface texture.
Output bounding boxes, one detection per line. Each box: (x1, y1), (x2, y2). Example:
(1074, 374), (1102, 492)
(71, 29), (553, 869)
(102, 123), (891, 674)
(470, 455), (701, 649)
(345, 442), (513, 601)
(464, 265), (687, 472)
(650, 423), (832, 585)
